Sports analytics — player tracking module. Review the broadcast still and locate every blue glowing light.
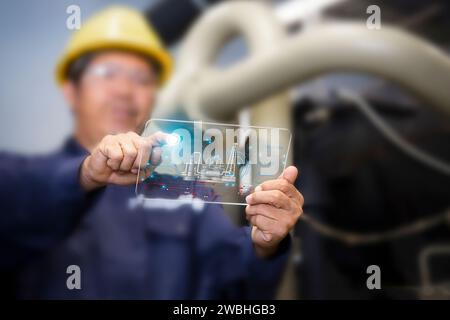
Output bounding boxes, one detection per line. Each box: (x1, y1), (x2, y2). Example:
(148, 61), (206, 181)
(166, 133), (181, 146)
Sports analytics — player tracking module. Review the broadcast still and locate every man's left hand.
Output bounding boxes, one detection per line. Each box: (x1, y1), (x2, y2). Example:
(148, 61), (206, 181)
(245, 166), (304, 258)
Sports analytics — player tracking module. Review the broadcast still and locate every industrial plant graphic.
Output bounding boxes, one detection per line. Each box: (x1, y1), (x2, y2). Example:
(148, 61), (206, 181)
(180, 143), (241, 184)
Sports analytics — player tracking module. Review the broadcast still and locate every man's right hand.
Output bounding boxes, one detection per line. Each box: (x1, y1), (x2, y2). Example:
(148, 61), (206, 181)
(80, 131), (169, 191)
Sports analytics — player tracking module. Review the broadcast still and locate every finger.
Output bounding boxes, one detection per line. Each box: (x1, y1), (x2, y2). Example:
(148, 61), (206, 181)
(253, 227), (273, 243)
(245, 204), (281, 221)
(249, 215), (278, 237)
(149, 146), (163, 166)
(131, 131), (169, 174)
(246, 190), (290, 209)
(89, 148), (108, 171)
(131, 137), (151, 172)
(257, 179), (300, 200)
(278, 166), (298, 184)
(118, 135), (138, 172)
(246, 204), (299, 234)
(101, 138), (123, 171)
(132, 146), (163, 174)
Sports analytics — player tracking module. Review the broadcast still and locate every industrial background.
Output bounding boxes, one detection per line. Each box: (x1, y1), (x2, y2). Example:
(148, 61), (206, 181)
(1, 0), (449, 299)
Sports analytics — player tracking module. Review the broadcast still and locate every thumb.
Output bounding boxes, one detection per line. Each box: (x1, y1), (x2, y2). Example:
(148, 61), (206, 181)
(278, 165), (298, 184)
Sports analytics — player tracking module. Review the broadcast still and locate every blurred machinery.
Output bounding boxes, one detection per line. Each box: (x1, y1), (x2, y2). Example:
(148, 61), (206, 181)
(419, 244), (450, 299)
(145, 0), (450, 299)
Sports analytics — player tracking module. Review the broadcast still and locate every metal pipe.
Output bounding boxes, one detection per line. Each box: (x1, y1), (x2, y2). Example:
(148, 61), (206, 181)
(184, 22), (450, 120)
(153, 1), (286, 120)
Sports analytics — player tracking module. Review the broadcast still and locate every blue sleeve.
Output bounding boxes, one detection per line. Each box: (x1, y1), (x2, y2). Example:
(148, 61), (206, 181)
(0, 152), (97, 270)
(193, 202), (291, 299)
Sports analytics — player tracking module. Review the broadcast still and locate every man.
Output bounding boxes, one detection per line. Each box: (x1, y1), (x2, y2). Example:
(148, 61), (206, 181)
(1, 6), (303, 299)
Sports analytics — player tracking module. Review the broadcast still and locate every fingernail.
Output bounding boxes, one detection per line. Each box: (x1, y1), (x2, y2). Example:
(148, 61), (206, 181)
(262, 233), (272, 242)
(255, 185), (262, 192)
(245, 195), (252, 203)
(131, 169), (138, 174)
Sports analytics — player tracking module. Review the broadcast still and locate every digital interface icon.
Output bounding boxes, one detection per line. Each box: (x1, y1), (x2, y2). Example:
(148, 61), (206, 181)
(135, 119), (292, 205)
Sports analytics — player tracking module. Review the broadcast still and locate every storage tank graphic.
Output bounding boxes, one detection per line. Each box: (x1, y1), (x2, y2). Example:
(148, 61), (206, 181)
(181, 143), (238, 183)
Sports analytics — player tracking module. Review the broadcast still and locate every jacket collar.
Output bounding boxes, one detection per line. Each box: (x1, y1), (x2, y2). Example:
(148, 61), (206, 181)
(62, 137), (89, 157)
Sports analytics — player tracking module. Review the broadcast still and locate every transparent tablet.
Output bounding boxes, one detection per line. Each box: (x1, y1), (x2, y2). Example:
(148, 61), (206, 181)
(135, 119), (292, 206)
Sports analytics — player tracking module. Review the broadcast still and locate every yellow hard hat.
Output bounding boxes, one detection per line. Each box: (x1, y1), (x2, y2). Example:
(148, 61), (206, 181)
(55, 6), (172, 85)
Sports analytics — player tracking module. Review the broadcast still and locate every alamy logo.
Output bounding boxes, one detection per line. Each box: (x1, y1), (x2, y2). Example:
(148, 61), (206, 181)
(366, 5), (381, 30)
(366, 265), (381, 290)
(66, 5), (81, 30)
(66, 265), (81, 290)
(166, 126), (282, 176)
